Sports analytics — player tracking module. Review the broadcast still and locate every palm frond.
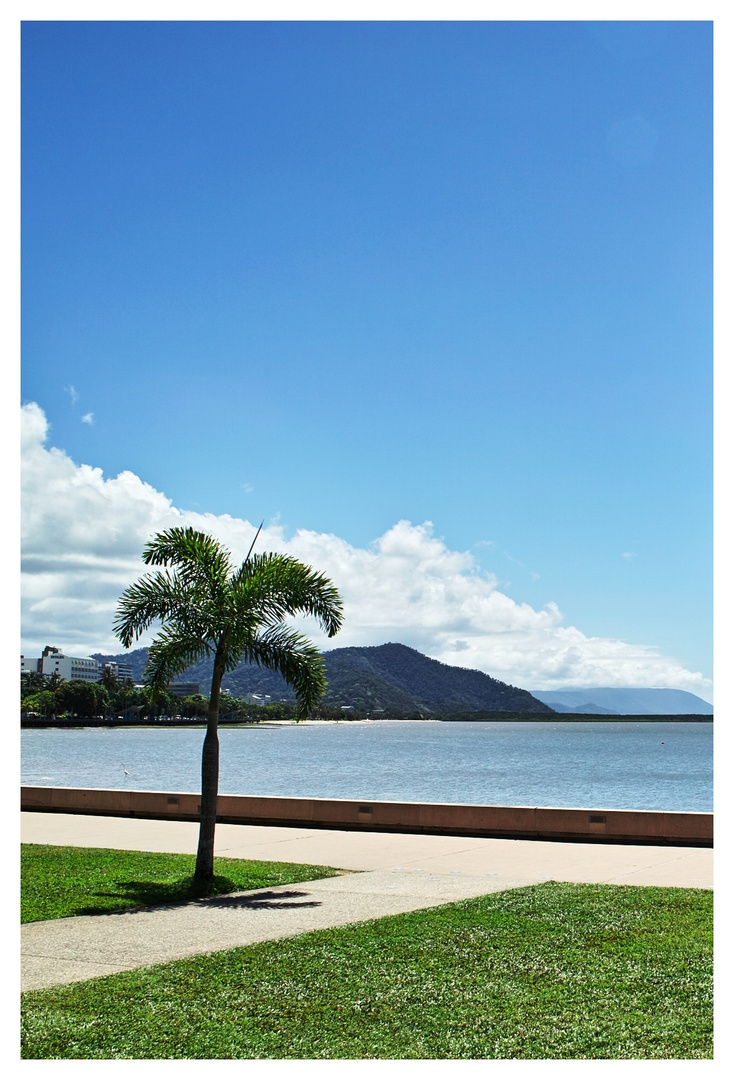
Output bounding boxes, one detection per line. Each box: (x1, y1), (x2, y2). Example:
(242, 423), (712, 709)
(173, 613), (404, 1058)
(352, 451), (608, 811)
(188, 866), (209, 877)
(144, 630), (212, 693)
(142, 528), (233, 598)
(113, 570), (194, 647)
(231, 553), (343, 637)
(239, 625), (328, 718)
(115, 572), (225, 649)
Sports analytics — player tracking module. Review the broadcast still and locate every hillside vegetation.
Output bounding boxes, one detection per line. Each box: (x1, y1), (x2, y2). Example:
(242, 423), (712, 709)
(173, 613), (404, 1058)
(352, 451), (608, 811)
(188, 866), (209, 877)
(93, 642), (552, 715)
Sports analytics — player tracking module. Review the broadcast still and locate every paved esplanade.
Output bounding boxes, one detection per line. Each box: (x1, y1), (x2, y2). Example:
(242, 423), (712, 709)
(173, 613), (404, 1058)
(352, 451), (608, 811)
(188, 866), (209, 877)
(21, 812), (713, 994)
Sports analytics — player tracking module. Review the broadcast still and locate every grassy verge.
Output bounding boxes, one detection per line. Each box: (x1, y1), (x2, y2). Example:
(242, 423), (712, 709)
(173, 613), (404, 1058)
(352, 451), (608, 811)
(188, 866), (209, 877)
(21, 844), (341, 923)
(21, 882), (712, 1059)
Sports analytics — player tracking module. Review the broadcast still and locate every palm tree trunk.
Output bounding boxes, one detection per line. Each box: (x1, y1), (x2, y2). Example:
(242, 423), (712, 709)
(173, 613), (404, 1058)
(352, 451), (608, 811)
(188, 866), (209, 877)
(194, 648), (226, 882)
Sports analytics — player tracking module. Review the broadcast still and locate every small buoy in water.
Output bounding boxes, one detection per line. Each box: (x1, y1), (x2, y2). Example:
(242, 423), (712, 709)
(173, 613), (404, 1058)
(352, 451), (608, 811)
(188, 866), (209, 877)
(661, 741), (664, 745)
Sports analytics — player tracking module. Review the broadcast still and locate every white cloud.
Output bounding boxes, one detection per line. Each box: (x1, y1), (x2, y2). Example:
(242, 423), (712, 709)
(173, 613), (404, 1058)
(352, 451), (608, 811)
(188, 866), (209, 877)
(20, 403), (711, 698)
(621, 551), (638, 561)
(64, 385), (79, 405)
(81, 412), (94, 425)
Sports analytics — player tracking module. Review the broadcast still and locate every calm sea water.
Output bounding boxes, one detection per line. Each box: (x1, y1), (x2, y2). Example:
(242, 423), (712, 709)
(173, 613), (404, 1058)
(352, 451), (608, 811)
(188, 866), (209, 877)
(21, 721), (712, 812)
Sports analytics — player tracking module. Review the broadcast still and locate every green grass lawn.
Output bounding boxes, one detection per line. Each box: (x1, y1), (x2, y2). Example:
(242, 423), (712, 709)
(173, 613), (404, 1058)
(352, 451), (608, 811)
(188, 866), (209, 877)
(21, 881), (712, 1059)
(21, 844), (341, 923)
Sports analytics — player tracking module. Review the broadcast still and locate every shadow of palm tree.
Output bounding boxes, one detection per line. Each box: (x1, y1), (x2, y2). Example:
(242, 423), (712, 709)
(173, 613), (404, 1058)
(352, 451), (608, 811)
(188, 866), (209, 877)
(194, 888), (321, 910)
(75, 875), (248, 915)
(75, 878), (322, 916)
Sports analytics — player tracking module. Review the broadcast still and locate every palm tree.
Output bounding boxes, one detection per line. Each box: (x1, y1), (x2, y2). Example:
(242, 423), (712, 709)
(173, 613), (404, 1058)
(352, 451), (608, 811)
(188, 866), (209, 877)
(113, 526), (343, 882)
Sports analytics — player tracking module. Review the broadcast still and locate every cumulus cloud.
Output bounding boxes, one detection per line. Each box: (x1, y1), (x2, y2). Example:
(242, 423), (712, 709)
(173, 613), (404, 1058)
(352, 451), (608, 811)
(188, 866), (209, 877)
(21, 403), (711, 697)
(81, 412), (94, 425)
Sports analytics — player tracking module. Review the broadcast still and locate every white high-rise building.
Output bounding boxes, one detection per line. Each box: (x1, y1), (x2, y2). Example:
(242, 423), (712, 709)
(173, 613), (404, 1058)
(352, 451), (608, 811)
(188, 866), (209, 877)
(21, 645), (102, 683)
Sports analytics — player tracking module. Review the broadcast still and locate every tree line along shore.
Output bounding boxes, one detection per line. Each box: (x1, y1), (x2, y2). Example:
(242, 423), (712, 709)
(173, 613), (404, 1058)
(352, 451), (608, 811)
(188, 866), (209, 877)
(21, 703), (712, 728)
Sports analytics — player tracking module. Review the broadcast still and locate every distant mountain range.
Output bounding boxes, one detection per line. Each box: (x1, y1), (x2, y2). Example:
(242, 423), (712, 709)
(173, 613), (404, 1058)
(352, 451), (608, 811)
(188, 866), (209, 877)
(531, 687), (713, 716)
(93, 642), (552, 715)
(92, 643), (712, 716)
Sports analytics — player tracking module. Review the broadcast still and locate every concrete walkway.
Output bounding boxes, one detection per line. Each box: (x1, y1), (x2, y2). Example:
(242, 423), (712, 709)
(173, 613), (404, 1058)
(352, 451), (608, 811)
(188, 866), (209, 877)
(21, 812), (713, 994)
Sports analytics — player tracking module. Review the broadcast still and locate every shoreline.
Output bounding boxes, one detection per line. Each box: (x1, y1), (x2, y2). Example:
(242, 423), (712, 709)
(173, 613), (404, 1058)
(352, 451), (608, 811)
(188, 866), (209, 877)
(21, 713), (713, 730)
(263, 716), (439, 725)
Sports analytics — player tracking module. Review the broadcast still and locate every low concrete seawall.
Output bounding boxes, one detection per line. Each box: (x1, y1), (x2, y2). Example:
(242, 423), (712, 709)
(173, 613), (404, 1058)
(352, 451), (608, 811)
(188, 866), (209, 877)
(21, 786), (713, 847)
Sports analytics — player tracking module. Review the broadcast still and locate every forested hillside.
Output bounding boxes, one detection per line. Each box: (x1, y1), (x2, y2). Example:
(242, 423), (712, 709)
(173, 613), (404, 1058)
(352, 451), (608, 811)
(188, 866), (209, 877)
(93, 642), (552, 714)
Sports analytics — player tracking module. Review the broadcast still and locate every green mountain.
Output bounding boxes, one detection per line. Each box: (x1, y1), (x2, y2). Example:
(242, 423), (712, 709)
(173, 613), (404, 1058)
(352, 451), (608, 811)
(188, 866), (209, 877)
(93, 642), (553, 715)
(320, 644), (552, 713)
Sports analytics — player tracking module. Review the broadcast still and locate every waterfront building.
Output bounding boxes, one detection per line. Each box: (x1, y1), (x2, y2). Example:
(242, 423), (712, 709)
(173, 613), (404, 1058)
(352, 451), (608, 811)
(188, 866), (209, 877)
(21, 645), (102, 683)
(103, 661), (135, 683)
(168, 682), (200, 697)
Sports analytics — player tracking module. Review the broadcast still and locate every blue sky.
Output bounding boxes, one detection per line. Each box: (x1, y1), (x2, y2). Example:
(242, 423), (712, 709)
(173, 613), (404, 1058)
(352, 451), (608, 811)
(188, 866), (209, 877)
(20, 20), (713, 692)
